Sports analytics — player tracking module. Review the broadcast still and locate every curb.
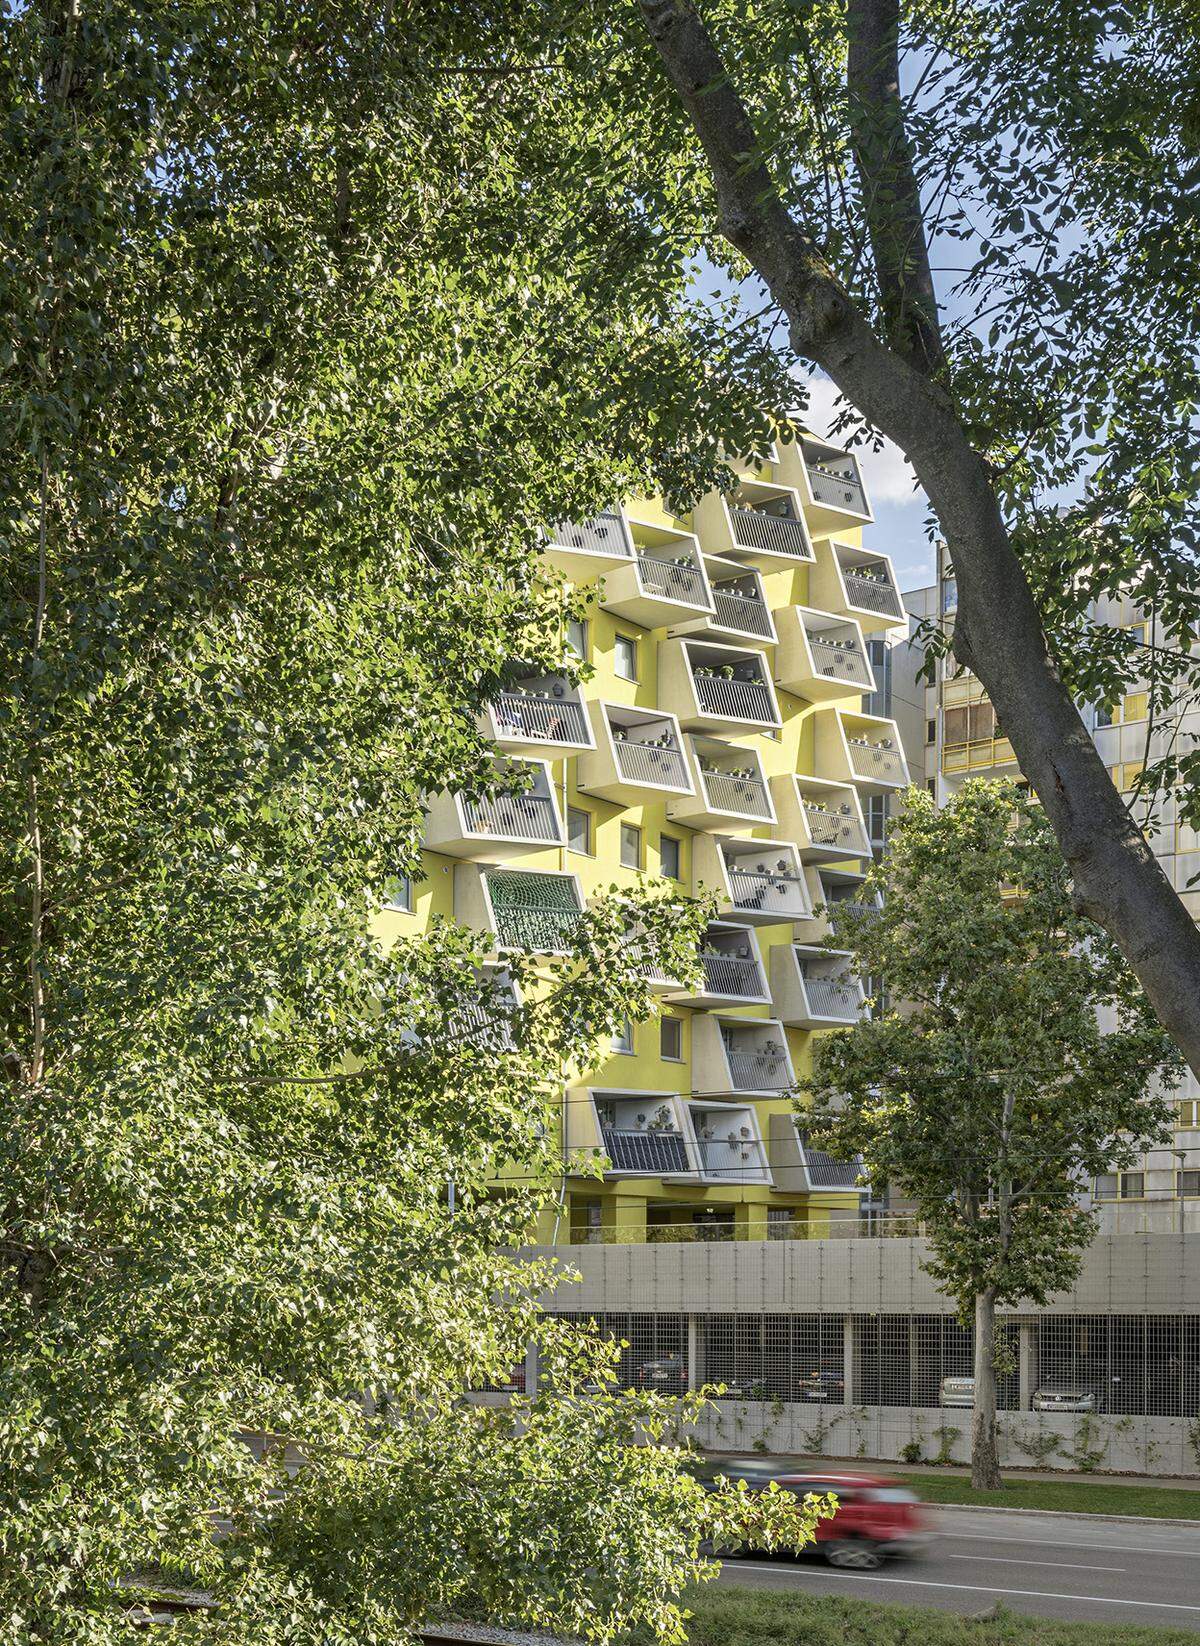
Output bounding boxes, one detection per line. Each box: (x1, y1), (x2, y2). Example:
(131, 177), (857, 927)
(925, 1500), (1200, 1529)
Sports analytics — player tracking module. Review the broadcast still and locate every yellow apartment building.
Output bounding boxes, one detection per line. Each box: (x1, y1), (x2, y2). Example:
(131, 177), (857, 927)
(380, 434), (909, 1247)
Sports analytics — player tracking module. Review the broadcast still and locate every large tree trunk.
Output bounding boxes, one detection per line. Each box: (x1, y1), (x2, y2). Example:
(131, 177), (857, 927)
(971, 1289), (1002, 1490)
(637, 0), (1200, 1082)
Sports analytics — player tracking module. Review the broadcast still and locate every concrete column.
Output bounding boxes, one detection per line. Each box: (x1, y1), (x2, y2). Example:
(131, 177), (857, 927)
(842, 1315), (856, 1406)
(1019, 1320), (1036, 1411)
(687, 1314), (707, 1392)
(524, 1339), (540, 1401)
(603, 1193), (647, 1243)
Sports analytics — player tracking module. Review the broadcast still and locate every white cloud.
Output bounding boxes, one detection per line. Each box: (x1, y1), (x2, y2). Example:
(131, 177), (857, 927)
(796, 373), (924, 508)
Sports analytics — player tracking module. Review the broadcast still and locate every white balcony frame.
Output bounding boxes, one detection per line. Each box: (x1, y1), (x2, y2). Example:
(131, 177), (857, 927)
(770, 942), (867, 1028)
(541, 509), (633, 580)
(671, 557), (777, 645)
(795, 437), (873, 529)
(814, 707), (910, 795)
(691, 1014), (796, 1098)
(668, 920), (770, 1009)
(568, 1088), (698, 1181)
(424, 759), (565, 860)
(795, 866), (880, 944)
(809, 539), (904, 633)
(773, 605), (875, 701)
(600, 516), (714, 627)
(767, 1114), (869, 1195)
(576, 701), (694, 801)
(658, 637), (782, 733)
(454, 863), (586, 957)
(666, 736), (777, 831)
(769, 774), (872, 864)
(481, 670), (595, 758)
(692, 834), (814, 924)
(685, 1099), (773, 1186)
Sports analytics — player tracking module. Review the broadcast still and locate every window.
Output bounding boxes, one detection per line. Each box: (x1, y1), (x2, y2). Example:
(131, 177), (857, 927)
(1178, 1170), (1200, 1198)
(611, 1020), (635, 1055)
(1098, 693), (1149, 728)
(566, 618), (589, 662)
(385, 874), (414, 912)
(620, 822), (642, 869)
(1110, 761), (1144, 793)
(926, 777), (937, 796)
(1094, 1171), (1144, 1200)
(1178, 1100), (1200, 1130)
(941, 577), (958, 614)
(926, 718), (936, 744)
(1121, 1171), (1145, 1198)
(567, 805), (592, 855)
(614, 632), (638, 681)
(660, 1016), (683, 1061)
(659, 834), (681, 881)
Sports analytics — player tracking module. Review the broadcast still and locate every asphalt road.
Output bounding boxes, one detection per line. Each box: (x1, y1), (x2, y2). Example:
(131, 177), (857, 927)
(718, 1504), (1200, 1628)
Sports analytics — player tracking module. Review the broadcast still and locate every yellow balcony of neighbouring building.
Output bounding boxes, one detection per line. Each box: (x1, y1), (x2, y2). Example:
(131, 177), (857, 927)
(673, 561), (777, 645)
(692, 477), (815, 566)
(771, 773), (872, 863)
(773, 605), (875, 700)
(576, 702), (694, 801)
(815, 707), (910, 794)
(941, 736), (1017, 774)
(455, 864), (586, 956)
(542, 509), (633, 580)
(666, 736), (777, 831)
(771, 943), (867, 1027)
(692, 835), (814, 924)
(691, 1014), (796, 1098)
(796, 435), (872, 531)
(669, 921), (770, 1008)
(767, 1115), (868, 1196)
(424, 759), (566, 860)
(658, 637), (782, 732)
(599, 518), (715, 628)
(809, 540), (904, 631)
(480, 670), (595, 759)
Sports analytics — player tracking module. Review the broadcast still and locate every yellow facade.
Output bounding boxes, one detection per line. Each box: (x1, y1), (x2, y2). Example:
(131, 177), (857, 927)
(379, 436), (908, 1246)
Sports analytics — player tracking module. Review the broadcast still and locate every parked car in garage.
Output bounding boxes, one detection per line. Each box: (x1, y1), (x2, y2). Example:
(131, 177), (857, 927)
(635, 1354), (688, 1396)
(796, 1370), (846, 1402)
(1032, 1386), (1096, 1412)
(938, 1375), (975, 1408)
(690, 1455), (932, 1568)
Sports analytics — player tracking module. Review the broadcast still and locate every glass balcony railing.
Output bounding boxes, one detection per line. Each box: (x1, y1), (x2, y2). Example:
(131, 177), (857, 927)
(463, 793), (561, 842)
(842, 567), (902, 617)
(636, 553), (707, 605)
(711, 583), (772, 637)
(692, 671), (774, 723)
(491, 691), (590, 745)
(700, 770), (770, 816)
(805, 463), (867, 513)
(613, 737), (689, 788)
(700, 952), (763, 996)
(729, 505), (811, 558)
(546, 511), (629, 557)
(601, 1128), (690, 1174)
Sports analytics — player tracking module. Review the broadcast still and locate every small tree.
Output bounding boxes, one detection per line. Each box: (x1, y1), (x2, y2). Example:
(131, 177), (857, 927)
(806, 781), (1180, 1488)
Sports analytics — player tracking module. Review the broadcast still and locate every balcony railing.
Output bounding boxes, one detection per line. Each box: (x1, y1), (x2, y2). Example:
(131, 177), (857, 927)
(805, 464), (867, 513)
(700, 952), (763, 996)
(797, 1133), (862, 1189)
(803, 803), (865, 850)
(492, 691), (589, 745)
(726, 1049), (792, 1090)
(808, 634), (871, 683)
(700, 770), (770, 816)
(729, 506), (811, 557)
(456, 995), (517, 1052)
(827, 898), (880, 922)
(847, 740), (906, 784)
(487, 873), (583, 952)
(613, 737), (689, 788)
(636, 553), (707, 605)
(463, 793), (561, 841)
(804, 974), (861, 1019)
(711, 585), (772, 637)
(842, 568), (902, 617)
(601, 1128), (690, 1174)
(547, 511), (629, 557)
(728, 867), (808, 915)
(695, 1136), (767, 1179)
(693, 671), (774, 723)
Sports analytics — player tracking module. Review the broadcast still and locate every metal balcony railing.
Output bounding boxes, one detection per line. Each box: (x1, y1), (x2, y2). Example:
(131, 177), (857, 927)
(727, 867), (808, 915)
(693, 671), (774, 723)
(726, 1049), (792, 1089)
(700, 770), (770, 816)
(636, 553), (707, 605)
(827, 899), (880, 922)
(700, 952), (764, 996)
(803, 974), (861, 1019)
(547, 511), (629, 557)
(807, 634), (871, 683)
(456, 994), (517, 1051)
(487, 873), (583, 952)
(805, 463), (867, 513)
(491, 691), (590, 745)
(803, 803), (865, 850)
(695, 1136), (768, 1180)
(796, 1134), (864, 1189)
(601, 1128), (690, 1174)
(711, 585), (772, 637)
(842, 568), (903, 617)
(613, 738), (689, 788)
(729, 506), (811, 557)
(847, 740), (906, 784)
(463, 793), (561, 841)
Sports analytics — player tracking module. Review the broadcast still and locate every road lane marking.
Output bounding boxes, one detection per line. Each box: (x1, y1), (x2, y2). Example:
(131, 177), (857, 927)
(946, 1554), (1123, 1572)
(726, 1564), (1200, 1612)
(938, 1531), (1200, 1557)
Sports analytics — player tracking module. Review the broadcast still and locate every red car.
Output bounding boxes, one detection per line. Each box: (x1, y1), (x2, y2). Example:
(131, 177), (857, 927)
(692, 1455), (932, 1569)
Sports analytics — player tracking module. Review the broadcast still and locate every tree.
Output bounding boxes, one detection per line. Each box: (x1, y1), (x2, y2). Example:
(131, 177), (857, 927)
(806, 781), (1180, 1488)
(0, 5), (819, 1638)
(549, 0), (1200, 1080)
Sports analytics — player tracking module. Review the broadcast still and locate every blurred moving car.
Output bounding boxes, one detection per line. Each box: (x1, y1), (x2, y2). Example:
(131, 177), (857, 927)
(691, 1455), (932, 1569)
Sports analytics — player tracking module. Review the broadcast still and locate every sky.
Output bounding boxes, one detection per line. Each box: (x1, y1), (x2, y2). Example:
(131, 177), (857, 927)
(798, 375), (936, 597)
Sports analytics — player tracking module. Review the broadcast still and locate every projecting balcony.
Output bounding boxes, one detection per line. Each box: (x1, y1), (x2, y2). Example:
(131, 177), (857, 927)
(481, 671), (594, 758)
(577, 703), (693, 802)
(578, 1092), (696, 1180)
(797, 437), (871, 530)
(687, 1103), (772, 1185)
(670, 922), (769, 1009)
(813, 708), (909, 795)
(808, 541), (904, 633)
(692, 1014), (795, 1097)
(424, 760), (565, 861)
(795, 869), (881, 944)
(459, 866), (586, 955)
(768, 1115), (868, 1195)
(542, 510), (633, 580)
(672, 559), (777, 645)
(601, 520), (714, 627)
(694, 836), (813, 925)
(771, 943), (866, 1028)
(773, 606), (874, 701)
(453, 967), (520, 1054)
(667, 737), (775, 831)
(770, 775), (872, 863)
(658, 638), (781, 732)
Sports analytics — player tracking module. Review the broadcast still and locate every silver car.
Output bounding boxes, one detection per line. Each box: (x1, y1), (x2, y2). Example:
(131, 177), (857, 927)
(1032, 1387), (1096, 1413)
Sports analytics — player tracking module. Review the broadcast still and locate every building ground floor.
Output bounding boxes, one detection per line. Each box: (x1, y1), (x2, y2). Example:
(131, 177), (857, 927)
(544, 1181), (864, 1246)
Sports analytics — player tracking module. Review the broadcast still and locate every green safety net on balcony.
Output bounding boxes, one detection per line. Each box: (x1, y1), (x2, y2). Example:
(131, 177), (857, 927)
(485, 870), (583, 952)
